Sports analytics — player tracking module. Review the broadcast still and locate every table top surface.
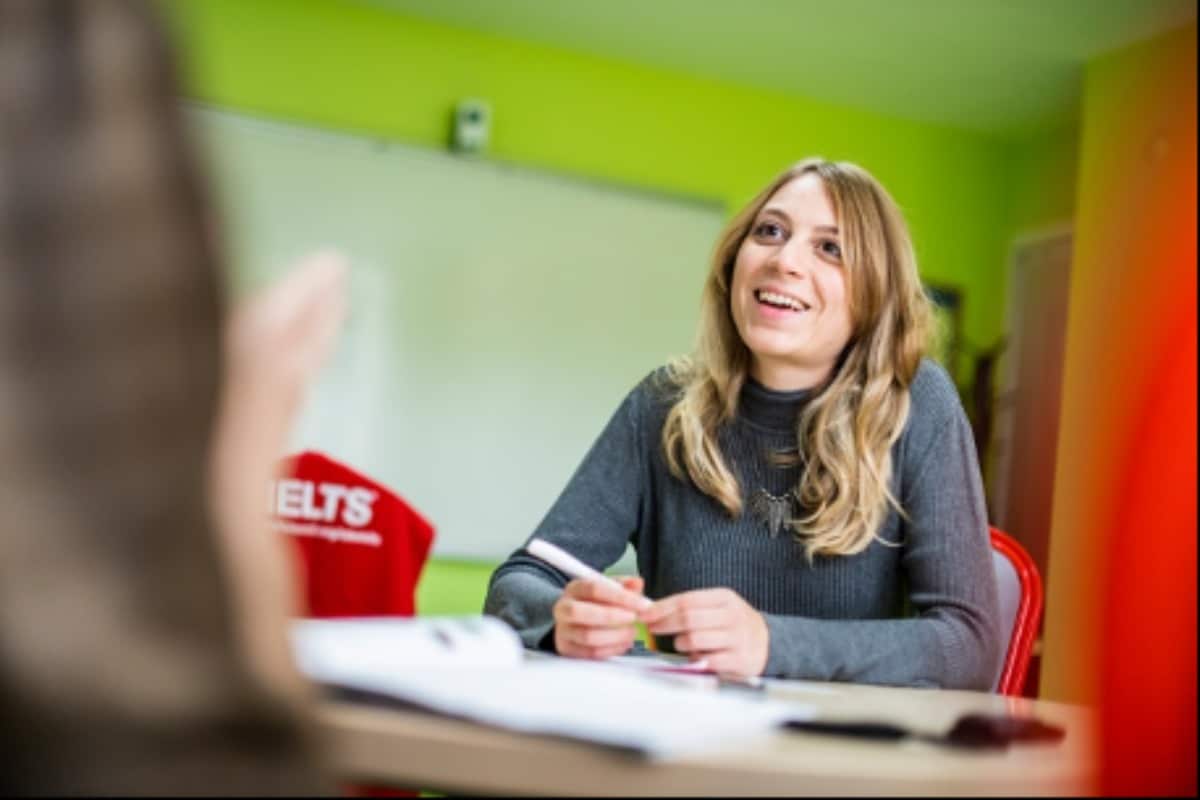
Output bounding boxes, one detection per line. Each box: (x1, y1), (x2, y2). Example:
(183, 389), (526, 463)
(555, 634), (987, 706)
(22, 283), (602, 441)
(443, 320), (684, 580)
(315, 673), (1098, 796)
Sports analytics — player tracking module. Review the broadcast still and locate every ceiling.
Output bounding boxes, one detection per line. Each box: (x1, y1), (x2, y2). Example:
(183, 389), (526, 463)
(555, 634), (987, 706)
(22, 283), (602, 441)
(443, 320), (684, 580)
(368, 0), (1196, 139)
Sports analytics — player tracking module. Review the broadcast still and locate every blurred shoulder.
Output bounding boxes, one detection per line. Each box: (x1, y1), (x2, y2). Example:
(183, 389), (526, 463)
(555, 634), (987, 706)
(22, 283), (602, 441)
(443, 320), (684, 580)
(907, 357), (966, 425)
(631, 361), (687, 408)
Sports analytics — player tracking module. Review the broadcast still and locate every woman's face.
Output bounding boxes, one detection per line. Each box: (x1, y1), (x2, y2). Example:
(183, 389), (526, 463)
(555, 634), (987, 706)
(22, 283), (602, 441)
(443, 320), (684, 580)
(729, 173), (854, 391)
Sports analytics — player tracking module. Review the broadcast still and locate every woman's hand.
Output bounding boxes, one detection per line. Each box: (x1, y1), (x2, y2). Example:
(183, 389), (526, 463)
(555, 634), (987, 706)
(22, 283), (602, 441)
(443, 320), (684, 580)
(640, 587), (769, 679)
(552, 576), (648, 660)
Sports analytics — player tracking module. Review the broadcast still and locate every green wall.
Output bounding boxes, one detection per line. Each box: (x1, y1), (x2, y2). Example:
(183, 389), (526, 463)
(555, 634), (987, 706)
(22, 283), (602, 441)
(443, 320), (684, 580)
(165, 0), (1020, 357)
(1005, 124), (1080, 235)
(416, 559), (494, 616)
(163, 0), (1077, 609)
(981, 123), (1080, 359)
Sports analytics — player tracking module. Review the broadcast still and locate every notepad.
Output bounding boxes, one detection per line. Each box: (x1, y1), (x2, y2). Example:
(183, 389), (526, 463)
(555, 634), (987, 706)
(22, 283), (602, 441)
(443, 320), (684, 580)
(292, 615), (524, 673)
(290, 615), (813, 760)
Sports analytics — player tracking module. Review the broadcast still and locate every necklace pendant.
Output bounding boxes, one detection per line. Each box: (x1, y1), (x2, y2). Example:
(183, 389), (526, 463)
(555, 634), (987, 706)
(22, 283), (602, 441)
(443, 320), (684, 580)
(749, 488), (792, 538)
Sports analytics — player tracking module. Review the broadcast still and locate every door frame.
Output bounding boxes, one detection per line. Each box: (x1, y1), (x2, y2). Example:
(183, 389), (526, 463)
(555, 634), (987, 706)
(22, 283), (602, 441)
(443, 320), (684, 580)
(989, 221), (1073, 529)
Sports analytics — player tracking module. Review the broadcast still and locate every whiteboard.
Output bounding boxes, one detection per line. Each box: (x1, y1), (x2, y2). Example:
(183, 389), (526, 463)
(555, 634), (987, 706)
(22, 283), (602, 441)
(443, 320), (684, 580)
(191, 107), (725, 562)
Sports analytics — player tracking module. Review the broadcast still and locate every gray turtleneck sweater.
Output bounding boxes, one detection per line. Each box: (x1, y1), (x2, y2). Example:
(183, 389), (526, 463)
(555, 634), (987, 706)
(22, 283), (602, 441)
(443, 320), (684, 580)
(484, 359), (1002, 689)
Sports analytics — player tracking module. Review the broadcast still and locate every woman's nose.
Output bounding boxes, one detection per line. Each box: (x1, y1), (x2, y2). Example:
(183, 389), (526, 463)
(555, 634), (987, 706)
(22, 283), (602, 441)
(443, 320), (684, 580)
(767, 241), (808, 278)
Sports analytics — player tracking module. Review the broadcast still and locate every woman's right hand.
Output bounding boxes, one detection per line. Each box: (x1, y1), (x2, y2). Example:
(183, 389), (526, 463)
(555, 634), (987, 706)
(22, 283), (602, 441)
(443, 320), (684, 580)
(552, 576), (648, 659)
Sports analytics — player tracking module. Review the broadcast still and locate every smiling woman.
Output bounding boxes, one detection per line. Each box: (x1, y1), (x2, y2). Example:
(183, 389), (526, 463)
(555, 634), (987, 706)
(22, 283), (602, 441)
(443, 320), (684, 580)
(729, 172), (854, 391)
(670, 159), (934, 562)
(485, 158), (1003, 689)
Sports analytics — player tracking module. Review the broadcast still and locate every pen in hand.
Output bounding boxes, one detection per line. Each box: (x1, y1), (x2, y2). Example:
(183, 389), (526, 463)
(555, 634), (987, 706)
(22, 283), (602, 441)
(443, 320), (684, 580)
(527, 538), (721, 673)
(525, 538), (652, 611)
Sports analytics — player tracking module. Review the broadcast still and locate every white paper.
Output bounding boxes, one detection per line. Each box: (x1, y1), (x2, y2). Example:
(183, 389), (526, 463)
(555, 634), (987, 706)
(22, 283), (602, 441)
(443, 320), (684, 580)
(291, 615), (525, 674)
(290, 616), (814, 760)
(604, 652), (717, 674)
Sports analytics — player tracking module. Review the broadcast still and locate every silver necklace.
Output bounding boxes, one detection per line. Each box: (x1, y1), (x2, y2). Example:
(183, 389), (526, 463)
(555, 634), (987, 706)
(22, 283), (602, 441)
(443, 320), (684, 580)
(748, 488), (794, 538)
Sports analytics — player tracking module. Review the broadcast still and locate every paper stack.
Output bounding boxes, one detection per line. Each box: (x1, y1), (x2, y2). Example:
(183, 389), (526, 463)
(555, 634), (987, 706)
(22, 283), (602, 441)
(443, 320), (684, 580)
(291, 615), (813, 760)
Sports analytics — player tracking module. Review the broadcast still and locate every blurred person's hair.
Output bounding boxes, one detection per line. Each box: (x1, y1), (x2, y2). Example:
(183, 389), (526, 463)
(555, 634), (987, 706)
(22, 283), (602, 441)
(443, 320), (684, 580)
(662, 159), (933, 561)
(0, 0), (326, 792)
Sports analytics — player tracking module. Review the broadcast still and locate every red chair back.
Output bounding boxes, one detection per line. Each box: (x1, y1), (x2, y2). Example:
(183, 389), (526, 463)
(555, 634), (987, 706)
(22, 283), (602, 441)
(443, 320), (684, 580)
(272, 451), (434, 797)
(989, 526), (1043, 696)
(271, 451), (435, 618)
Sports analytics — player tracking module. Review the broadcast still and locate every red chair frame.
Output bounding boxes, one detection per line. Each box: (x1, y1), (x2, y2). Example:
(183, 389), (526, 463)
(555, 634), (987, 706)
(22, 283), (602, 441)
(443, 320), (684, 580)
(990, 526), (1043, 696)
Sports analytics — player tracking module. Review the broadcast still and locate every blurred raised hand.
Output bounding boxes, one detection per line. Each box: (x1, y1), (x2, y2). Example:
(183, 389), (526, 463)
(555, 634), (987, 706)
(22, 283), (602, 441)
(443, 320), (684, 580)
(209, 250), (349, 695)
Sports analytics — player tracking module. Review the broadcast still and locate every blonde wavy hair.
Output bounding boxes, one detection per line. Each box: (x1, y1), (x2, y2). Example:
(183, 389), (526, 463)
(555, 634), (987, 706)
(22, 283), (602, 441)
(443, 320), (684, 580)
(661, 159), (932, 559)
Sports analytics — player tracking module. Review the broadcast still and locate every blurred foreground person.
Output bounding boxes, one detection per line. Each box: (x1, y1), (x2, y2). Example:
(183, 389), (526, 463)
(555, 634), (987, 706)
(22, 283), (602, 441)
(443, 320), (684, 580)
(0, 0), (345, 793)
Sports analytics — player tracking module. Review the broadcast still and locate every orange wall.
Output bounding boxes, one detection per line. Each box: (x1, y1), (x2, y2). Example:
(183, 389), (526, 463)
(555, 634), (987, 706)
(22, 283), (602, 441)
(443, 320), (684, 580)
(1040, 21), (1195, 794)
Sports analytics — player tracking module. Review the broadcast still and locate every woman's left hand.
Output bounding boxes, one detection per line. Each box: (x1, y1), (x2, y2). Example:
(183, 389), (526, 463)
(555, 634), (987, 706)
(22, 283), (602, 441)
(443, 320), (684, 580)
(640, 588), (769, 679)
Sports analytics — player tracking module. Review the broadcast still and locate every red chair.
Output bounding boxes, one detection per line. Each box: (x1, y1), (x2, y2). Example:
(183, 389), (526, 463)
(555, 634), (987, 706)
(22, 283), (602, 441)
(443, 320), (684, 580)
(989, 526), (1043, 696)
(272, 450), (434, 619)
(272, 451), (435, 798)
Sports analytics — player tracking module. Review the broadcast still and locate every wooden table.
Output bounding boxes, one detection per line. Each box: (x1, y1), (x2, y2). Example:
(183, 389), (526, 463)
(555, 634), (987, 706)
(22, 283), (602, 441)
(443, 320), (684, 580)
(315, 676), (1097, 796)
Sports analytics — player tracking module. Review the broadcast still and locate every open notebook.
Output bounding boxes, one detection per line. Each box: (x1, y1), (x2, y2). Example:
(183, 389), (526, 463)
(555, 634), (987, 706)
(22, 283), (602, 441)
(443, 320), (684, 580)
(291, 616), (814, 760)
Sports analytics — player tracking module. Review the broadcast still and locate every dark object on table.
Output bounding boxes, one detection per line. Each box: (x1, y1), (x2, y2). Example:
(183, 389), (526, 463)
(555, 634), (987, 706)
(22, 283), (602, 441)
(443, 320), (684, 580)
(944, 712), (1066, 748)
(786, 711), (1066, 750)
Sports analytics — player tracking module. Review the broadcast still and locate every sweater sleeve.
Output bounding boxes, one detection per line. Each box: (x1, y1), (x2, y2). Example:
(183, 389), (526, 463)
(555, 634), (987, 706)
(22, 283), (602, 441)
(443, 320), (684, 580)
(483, 379), (649, 650)
(761, 363), (1003, 690)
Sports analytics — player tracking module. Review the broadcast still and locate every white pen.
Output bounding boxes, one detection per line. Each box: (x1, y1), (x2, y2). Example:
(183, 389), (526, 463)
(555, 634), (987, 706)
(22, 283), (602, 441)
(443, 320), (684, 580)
(526, 537), (652, 611)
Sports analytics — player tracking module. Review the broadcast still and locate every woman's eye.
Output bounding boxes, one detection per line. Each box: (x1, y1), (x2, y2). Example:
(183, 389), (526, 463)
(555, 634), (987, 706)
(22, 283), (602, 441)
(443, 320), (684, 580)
(753, 221), (785, 240)
(819, 239), (843, 260)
